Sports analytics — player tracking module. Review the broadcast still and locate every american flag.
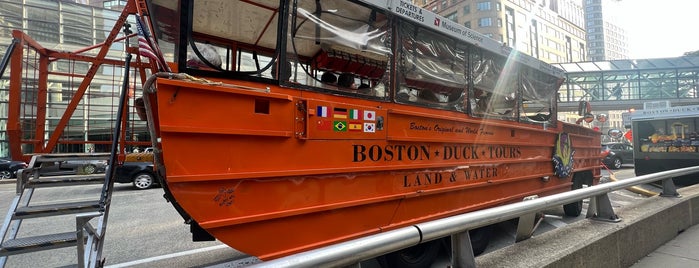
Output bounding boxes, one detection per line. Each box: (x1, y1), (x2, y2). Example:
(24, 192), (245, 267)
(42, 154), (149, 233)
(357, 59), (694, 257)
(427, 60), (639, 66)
(136, 16), (170, 72)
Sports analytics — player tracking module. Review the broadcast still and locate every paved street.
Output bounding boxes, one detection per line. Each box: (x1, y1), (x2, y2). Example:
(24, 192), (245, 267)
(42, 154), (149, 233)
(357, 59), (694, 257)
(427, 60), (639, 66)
(0, 181), (244, 267)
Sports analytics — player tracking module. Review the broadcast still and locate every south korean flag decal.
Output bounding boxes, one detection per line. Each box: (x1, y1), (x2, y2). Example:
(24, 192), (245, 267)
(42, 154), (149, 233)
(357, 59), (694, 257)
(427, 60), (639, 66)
(364, 123), (375, 133)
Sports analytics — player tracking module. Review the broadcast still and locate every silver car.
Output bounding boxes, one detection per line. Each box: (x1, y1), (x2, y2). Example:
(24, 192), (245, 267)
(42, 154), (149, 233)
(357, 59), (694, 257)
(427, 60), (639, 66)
(59, 159), (108, 174)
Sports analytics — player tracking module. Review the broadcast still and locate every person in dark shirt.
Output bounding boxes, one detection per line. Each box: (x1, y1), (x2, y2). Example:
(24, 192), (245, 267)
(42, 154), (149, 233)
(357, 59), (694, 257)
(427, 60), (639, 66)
(611, 83), (622, 100)
(337, 73), (356, 88)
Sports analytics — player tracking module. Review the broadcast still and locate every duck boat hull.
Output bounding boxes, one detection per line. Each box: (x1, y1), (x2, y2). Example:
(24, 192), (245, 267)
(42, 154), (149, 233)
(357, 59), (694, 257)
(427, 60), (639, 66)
(151, 78), (600, 259)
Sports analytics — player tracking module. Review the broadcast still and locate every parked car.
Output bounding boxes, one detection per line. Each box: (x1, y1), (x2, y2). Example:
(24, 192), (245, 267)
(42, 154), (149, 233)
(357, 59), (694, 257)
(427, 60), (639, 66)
(0, 158), (28, 180)
(115, 161), (157, 190)
(601, 142), (634, 169)
(37, 159), (108, 176)
(60, 159), (109, 174)
(131, 147), (154, 153)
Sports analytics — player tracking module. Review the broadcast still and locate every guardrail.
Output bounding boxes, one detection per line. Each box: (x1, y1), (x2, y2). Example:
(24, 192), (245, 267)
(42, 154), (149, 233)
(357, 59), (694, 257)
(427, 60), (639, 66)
(249, 166), (699, 268)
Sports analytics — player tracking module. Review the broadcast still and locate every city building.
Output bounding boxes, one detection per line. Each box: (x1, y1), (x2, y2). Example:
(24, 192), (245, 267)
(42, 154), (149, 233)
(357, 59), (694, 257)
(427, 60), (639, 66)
(0, 0), (145, 158)
(583, 0), (628, 61)
(419, 0), (587, 64)
(582, 0), (630, 135)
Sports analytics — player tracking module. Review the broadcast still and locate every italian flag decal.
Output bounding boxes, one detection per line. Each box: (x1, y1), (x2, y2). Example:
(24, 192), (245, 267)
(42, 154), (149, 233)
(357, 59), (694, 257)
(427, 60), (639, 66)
(349, 109), (361, 120)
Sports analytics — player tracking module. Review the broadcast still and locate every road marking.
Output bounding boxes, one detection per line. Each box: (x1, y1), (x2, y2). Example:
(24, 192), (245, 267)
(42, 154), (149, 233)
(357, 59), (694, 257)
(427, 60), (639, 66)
(105, 244), (230, 268)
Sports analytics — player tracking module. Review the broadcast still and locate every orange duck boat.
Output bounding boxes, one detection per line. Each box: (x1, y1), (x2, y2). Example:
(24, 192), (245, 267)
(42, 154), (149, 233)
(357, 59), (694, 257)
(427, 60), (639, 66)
(137, 0), (601, 262)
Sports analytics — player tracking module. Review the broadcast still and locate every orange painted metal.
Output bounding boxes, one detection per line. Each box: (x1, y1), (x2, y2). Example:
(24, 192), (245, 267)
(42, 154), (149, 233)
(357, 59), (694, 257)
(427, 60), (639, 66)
(7, 31), (24, 160)
(151, 78), (601, 260)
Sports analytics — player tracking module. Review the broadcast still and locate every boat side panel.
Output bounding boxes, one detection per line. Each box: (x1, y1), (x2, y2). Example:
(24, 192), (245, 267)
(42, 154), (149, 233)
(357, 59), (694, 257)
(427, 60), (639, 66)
(168, 169), (571, 259)
(153, 80), (600, 259)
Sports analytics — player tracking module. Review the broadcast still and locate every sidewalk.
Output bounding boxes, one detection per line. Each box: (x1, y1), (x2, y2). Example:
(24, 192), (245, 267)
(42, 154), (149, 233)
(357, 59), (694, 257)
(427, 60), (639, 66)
(631, 223), (699, 268)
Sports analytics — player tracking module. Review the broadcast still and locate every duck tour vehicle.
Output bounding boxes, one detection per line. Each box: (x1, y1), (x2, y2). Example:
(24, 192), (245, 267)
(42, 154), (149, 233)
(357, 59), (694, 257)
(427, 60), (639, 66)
(2, 0), (601, 267)
(135, 0), (601, 265)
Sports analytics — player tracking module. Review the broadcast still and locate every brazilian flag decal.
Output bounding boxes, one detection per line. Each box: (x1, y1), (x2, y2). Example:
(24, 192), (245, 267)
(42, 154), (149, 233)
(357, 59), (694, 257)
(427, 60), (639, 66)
(333, 121), (347, 132)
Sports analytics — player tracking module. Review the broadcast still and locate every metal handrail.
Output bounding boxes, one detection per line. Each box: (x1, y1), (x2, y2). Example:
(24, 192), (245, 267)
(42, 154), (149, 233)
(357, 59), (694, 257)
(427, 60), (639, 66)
(251, 166), (699, 268)
(0, 38), (18, 79)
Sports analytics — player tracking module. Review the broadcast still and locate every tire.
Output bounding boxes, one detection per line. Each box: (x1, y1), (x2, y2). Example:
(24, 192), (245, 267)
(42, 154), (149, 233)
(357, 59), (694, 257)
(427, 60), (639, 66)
(563, 172), (590, 217)
(611, 157), (622, 169)
(132, 172), (155, 190)
(563, 194), (583, 217)
(469, 225), (494, 256)
(0, 170), (11, 180)
(83, 164), (97, 174)
(380, 240), (441, 268)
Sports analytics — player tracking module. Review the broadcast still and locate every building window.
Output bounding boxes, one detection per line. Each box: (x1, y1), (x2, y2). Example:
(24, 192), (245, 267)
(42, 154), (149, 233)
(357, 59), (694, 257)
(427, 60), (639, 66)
(446, 12), (458, 22)
(463, 4), (470, 14)
(496, 3), (501, 11)
(478, 17), (492, 27)
(497, 18), (502, 27)
(505, 8), (515, 46)
(27, 20), (60, 43)
(442, 0), (448, 9)
(103, 0), (127, 9)
(530, 19), (539, 59)
(477, 1), (491, 11)
(432, 6), (438, 12)
(565, 36), (572, 62)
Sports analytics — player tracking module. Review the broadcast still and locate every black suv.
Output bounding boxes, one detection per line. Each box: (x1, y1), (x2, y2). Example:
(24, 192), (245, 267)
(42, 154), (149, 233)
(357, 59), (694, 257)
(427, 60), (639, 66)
(601, 142), (634, 169)
(0, 158), (27, 180)
(115, 160), (158, 190)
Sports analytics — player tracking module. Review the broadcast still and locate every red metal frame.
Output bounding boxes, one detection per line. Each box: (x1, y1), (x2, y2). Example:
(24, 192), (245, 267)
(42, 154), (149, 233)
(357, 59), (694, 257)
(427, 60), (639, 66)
(6, 1), (156, 162)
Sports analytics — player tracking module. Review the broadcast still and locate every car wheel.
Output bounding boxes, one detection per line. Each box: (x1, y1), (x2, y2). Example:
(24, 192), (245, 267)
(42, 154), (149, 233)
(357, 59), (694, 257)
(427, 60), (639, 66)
(563, 174), (585, 217)
(83, 164), (97, 174)
(612, 157), (622, 169)
(469, 225), (494, 256)
(132, 172), (155, 190)
(0, 170), (11, 180)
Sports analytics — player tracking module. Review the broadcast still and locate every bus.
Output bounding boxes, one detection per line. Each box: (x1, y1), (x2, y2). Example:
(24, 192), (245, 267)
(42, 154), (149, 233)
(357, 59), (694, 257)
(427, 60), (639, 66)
(631, 105), (699, 185)
(138, 0), (601, 265)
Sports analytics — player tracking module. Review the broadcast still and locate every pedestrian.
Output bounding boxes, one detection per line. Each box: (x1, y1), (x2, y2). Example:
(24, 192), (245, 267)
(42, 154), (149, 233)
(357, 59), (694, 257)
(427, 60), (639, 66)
(611, 83), (622, 100)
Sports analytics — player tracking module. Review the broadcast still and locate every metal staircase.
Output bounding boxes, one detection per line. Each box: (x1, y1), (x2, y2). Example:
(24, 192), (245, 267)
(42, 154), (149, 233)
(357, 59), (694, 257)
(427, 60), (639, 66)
(0, 153), (113, 267)
(0, 1), (161, 266)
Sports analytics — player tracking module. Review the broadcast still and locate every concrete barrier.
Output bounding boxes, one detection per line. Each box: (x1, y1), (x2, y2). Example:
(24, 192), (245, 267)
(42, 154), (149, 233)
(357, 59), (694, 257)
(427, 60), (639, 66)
(476, 184), (699, 267)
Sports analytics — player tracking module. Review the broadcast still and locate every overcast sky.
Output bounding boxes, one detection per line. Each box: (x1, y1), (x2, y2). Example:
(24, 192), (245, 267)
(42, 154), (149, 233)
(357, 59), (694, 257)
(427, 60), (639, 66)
(617, 0), (699, 59)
